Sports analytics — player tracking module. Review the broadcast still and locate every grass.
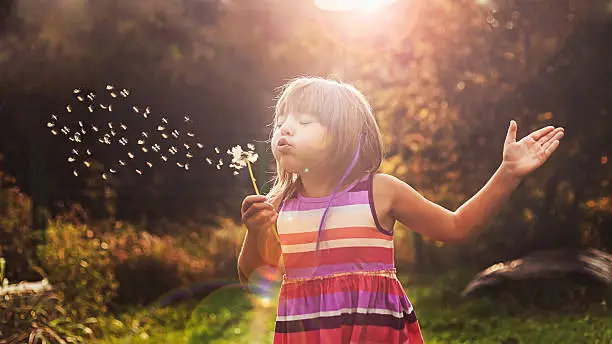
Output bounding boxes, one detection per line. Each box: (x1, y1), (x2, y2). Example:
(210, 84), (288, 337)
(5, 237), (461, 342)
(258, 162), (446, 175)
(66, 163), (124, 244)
(94, 269), (612, 344)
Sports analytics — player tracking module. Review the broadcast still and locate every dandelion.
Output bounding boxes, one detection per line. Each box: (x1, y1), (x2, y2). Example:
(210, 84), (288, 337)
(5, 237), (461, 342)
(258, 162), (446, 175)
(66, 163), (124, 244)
(228, 145), (260, 195)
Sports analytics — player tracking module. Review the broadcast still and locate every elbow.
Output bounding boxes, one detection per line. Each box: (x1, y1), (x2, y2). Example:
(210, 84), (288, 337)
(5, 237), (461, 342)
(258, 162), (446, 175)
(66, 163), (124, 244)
(237, 261), (250, 291)
(442, 214), (469, 242)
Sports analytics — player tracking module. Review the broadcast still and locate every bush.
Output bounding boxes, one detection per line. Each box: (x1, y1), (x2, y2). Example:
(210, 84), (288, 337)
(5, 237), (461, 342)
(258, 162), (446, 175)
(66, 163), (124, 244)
(105, 227), (210, 307)
(0, 170), (42, 282)
(0, 277), (97, 343)
(104, 217), (245, 308)
(38, 216), (118, 319)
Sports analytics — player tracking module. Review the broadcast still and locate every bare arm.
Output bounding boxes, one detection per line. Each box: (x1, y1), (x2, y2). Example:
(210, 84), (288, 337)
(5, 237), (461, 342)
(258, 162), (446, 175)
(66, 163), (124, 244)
(386, 121), (564, 242)
(237, 226), (281, 288)
(237, 195), (282, 290)
(382, 166), (521, 241)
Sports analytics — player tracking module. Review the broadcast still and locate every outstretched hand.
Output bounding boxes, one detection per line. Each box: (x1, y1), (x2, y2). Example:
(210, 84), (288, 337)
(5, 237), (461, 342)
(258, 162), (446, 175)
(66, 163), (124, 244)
(502, 120), (564, 178)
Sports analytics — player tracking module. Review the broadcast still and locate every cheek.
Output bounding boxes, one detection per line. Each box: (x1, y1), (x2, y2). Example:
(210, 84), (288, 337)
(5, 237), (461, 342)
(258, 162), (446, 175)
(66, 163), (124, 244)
(310, 133), (329, 152)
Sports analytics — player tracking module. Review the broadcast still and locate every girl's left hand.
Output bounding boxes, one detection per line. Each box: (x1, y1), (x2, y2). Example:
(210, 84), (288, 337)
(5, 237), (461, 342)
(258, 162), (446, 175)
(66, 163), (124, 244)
(502, 120), (564, 178)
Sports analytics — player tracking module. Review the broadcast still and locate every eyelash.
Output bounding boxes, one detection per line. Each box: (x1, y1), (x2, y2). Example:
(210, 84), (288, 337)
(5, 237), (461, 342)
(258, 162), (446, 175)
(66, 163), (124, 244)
(274, 120), (312, 129)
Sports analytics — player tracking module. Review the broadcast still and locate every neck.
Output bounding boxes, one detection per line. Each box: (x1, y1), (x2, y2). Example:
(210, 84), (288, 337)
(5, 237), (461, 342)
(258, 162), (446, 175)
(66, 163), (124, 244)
(298, 169), (366, 198)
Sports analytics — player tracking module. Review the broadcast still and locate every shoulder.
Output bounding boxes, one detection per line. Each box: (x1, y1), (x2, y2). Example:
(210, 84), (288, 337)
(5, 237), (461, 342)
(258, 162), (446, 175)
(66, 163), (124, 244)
(371, 173), (400, 210)
(372, 173), (402, 197)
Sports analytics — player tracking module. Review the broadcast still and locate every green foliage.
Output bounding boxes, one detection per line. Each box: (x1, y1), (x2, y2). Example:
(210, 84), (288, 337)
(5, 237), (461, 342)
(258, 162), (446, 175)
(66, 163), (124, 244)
(38, 216), (118, 319)
(103, 217), (245, 308)
(91, 270), (612, 343)
(92, 302), (196, 343)
(0, 170), (42, 282)
(105, 226), (209, 307)
(0, 275), (97, 343)
(403, 270), (612, 343)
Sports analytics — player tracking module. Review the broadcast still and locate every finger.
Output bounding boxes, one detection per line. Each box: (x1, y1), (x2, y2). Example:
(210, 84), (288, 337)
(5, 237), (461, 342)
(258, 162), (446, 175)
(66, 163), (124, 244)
(537, 127), (563, 147)
(543, 139), (560, 156)
(242, 202), (275, 222)
(241, 195), (268, 214)
(528, 125), (555, 141)
(248, 210), (278, 229)
(242, 202), (274, 221)
(505, 120), (518, 145)
(541, 131), (564, 152)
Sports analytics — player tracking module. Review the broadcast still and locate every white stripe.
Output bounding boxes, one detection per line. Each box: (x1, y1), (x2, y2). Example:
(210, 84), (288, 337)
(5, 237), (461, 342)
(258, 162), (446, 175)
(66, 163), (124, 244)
(282, 238), (393, 254)
(276, 306), (413, 322)
(277, 204), (376, 235)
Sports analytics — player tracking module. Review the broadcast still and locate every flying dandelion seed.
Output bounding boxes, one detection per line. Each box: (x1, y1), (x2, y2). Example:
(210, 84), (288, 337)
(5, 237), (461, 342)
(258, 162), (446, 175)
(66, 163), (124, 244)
(47, 84), (263, 183)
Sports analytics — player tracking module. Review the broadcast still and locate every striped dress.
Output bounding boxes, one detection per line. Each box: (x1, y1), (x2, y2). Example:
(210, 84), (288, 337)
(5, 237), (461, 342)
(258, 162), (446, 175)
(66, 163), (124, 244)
(274, 173), (424, 343)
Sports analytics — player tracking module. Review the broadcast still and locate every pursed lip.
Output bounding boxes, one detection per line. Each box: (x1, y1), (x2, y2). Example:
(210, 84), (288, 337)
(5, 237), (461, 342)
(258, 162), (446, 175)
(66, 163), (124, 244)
(276, 137), (293, 153)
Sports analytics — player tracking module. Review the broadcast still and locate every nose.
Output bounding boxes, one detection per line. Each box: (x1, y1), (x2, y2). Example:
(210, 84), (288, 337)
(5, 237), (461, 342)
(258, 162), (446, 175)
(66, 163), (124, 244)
(280, 121), (294, 136)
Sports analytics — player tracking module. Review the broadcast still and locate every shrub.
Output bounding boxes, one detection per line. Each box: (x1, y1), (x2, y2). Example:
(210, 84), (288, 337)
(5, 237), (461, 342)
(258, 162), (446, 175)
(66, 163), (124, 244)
(0, 275), (97, 343)
(105, 227), (211, 307)
(0, 170), (42, 282)
(38, 216), (118, 319)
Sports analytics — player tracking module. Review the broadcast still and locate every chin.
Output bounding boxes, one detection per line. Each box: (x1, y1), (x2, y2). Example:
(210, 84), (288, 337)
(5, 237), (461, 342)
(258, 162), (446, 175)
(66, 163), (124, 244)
(279, 163), (303, 174)
(277, 157), (304, 174)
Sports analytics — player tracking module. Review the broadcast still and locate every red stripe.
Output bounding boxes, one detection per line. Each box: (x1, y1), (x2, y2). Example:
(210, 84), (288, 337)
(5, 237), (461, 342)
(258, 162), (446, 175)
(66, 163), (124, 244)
(280, 274), (406, 298)
(273, 323), (423, 344)
(279, 226), (392, 246)
(283, 247), (393, 269)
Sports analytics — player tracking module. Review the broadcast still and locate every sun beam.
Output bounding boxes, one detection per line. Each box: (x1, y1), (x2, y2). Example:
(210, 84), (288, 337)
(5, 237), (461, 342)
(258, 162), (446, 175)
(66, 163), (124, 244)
(314, 0), (399, 12)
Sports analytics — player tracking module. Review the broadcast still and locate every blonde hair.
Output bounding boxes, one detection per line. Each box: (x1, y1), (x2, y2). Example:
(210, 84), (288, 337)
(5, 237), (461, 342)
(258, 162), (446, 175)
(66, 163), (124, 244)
(266, 76), (384, 208)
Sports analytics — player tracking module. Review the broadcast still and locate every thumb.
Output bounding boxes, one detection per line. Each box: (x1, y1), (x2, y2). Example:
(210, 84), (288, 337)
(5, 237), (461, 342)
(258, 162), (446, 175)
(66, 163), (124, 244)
(505, 120), (517, 145)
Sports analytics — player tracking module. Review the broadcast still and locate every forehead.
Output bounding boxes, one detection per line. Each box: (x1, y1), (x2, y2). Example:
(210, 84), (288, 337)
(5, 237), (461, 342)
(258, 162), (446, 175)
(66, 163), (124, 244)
(276, 84), (332, 116)
(276, 112), (314, 120)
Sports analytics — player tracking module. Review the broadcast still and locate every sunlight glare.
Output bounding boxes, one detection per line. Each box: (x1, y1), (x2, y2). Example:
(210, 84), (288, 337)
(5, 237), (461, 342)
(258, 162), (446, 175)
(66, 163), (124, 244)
(314, 0), (398, 12)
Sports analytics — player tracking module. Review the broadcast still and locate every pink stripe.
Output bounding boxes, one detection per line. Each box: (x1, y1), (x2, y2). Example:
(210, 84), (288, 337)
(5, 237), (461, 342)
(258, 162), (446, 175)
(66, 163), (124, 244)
(281, 190), (369, 211)
(273, 323), (424, 344)
(283, 247), (393, 269)
(277, 290), (412, 316)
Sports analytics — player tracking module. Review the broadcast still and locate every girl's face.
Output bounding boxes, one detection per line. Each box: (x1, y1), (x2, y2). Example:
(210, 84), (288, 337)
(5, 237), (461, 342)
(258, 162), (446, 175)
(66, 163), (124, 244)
(271, 112), (329, 174)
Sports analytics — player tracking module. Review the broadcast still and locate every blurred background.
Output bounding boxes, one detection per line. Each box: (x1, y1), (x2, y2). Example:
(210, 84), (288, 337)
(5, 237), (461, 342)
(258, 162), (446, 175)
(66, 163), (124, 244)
(0, 0), (611, 343)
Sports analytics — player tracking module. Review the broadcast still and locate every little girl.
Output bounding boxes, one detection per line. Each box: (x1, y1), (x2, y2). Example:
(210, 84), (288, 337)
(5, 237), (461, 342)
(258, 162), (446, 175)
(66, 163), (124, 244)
(238, 77), (564, 343)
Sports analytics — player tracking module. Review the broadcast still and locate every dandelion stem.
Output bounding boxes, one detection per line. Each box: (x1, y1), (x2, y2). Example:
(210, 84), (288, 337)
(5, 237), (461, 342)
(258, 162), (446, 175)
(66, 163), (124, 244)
(246, 160), (260, 195)
(246, 160), (280, 244)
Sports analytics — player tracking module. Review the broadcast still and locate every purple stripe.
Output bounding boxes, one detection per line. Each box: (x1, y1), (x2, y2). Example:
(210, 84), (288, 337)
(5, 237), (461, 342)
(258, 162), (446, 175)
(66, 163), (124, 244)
(275, 312), (417, 332)
(285, 263), (395, 279)
(281, 190), (369, 211)
(278, 290), (413, 317)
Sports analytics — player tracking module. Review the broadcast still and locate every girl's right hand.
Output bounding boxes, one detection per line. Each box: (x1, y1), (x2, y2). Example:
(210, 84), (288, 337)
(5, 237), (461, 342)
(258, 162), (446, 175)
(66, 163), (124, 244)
(241, 195), (278, 234)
